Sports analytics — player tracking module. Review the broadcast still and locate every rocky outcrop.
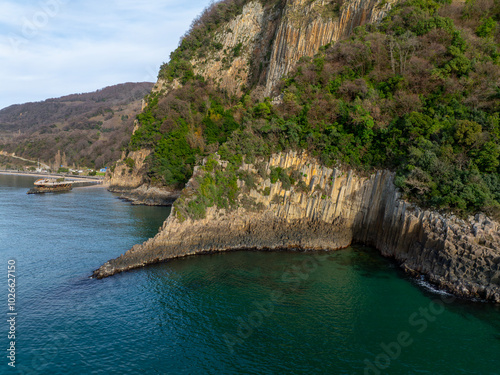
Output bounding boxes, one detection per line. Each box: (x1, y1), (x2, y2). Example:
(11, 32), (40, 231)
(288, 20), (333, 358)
(115, 184), (180, 206)
(106, 149), (150, 190)
(106, 149), (180, 205)
(191, 1), (267, 96)
(177, 0), (395, 97)
(264, 0), (395, 95)
(119, 0), (398, 204)
(150, 78), (182, 96)
(94, 151), (500, 303)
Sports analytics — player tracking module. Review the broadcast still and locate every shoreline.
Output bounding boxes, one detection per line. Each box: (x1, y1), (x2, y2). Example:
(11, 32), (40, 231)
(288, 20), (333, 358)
(94, 152), (500, 303)
(0, 170), (105, 183)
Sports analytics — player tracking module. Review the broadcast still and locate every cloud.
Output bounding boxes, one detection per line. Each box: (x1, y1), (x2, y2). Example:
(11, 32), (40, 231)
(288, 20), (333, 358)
(0, 0), (209, 109)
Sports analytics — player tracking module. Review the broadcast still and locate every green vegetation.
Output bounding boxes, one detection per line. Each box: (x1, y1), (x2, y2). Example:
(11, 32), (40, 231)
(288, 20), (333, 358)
(269, 166), (293, 189)
(130, 0), (500, 220)
(157, 0), (249, 83)
(174, 155), (240, 220)
(157, 0), (281, 84)
(233, 42), (243, 57)
(129, 80), (242, 188)
(0, 82), (153, 169)
(124, 157), (135, 169)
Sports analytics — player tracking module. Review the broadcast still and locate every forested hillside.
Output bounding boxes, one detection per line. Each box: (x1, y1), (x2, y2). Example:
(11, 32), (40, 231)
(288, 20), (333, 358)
(127, 0), (500, 219)
(0, 82), (153, 169)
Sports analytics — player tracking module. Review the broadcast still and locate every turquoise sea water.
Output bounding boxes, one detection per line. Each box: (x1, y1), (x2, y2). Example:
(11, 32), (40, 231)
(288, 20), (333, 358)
(1, 174), (500, 374)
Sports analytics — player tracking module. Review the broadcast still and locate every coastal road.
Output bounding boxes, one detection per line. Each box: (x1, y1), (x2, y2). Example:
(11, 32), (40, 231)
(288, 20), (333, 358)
(0, 170), (105, 184)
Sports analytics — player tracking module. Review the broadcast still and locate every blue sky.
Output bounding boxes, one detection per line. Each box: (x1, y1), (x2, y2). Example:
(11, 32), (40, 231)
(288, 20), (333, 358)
(0, 0), (210, 109)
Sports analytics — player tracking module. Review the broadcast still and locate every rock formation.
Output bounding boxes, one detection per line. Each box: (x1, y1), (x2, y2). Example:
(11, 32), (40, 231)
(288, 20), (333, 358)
(94, 151), (500, 303)
(105, 149), (179, 205)
(107, 0), (396, 201)
(191, 1), (267, 96)
(96, 0), (500, 302)
(264, 0), (395, 95)
(157, 0), (395, 98)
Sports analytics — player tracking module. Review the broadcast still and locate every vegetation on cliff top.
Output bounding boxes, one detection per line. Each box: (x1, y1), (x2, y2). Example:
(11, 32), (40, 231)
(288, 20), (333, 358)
(157, 0), (282, 84)
(130, 0), (500, 220)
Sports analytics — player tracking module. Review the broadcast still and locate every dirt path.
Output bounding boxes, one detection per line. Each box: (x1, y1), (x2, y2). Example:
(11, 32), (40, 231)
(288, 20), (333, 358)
(0, 151), (50, 169)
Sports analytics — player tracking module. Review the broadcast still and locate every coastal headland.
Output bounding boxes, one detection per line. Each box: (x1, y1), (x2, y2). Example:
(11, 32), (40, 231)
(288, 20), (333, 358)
(91, 0), (499, 304)
(94, 152), (500, 303)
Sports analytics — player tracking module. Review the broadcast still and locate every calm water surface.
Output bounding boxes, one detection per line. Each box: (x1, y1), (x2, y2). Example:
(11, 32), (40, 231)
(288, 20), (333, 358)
(1, 174), (499, 374)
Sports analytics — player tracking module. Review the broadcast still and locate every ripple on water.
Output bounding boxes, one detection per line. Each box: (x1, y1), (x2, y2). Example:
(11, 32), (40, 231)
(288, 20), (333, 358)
(1, 175), (500, 374)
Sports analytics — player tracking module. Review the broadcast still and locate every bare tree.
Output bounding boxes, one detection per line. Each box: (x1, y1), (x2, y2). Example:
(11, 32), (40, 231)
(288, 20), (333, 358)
(385, 31), (419, 75)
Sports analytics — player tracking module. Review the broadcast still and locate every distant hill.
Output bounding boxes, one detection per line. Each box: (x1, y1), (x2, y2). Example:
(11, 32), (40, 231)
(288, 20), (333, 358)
(0, 82), (153, 169)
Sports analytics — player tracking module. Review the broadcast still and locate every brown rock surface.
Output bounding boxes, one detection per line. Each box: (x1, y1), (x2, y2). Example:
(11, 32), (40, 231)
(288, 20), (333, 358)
(105, 149), (180, 205)
(264, 0), (395, 95)
(165, 0), (396, 97)
(105, 149), (151, 190)
(108, 0), (398, 204)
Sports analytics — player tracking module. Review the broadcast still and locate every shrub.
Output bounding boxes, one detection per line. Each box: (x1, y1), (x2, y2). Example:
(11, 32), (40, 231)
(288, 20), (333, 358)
(131, 0), (500, 218)
(124, 158), (135, 169)
(476, 17), (497, 38)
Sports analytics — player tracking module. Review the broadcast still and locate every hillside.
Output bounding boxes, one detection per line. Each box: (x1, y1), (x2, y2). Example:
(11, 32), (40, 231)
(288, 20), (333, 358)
(155, 0), (395, 96)
(110, 0), (395, 191)
(96, 0), (500, 301)
(117, 0), (499, 219)
(0, 82), (153, 170)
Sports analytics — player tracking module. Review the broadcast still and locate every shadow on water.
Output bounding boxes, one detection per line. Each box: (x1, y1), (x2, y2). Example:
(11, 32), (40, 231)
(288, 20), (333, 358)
(143, 245), (500, 339)
(143, 245), (410, 295)
(142, 245), (404, 312)
(337, 245), (396, 279)
(345, 244), (500, 340)
(398, 260), (500, 340)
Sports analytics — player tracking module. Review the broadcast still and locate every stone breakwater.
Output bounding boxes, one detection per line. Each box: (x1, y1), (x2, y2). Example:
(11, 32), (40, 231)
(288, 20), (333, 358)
(94, 152), (500, 303)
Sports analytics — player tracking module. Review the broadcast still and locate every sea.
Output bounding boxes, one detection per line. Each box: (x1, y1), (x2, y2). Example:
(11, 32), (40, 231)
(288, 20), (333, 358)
(1, 173), (500, 375)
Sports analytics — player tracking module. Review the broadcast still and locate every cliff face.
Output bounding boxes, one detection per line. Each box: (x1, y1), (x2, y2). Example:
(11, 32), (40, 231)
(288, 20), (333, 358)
(160, 0), (395, 98)
(94, 152), (500, 303)
(191, 1), (267, 96)
(108, 0), (395, 200)
(264, 0), (395, 94)
(105, 149), (151, 190)
(105, 149), (179, 205)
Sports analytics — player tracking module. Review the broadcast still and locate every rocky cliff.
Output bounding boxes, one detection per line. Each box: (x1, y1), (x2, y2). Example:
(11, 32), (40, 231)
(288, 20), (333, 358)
(158, 0), (395, 98)
(107, 0), (396, 201)
(264, 0), (395, 95)
(106, 149), (179, 205)
(94, 152), (500, 303)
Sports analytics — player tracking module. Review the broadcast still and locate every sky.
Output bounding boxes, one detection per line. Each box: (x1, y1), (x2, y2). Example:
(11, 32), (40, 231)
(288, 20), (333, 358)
(0, 0), (210, 110)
